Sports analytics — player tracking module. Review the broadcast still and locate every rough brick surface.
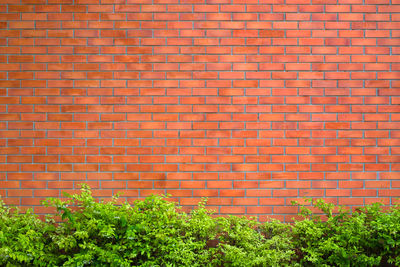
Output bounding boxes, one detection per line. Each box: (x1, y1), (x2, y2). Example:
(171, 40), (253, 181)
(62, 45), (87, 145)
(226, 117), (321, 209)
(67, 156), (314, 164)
(0, 0), (399, 221)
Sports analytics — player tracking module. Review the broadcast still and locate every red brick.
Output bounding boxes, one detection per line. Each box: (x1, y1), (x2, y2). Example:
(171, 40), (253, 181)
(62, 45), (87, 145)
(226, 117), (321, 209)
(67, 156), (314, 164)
(0, 0), (398, 218)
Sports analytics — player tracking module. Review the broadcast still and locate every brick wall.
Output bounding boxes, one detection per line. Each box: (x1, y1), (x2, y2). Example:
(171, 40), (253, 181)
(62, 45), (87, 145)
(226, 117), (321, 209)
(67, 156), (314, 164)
(0, 0), (399, 221)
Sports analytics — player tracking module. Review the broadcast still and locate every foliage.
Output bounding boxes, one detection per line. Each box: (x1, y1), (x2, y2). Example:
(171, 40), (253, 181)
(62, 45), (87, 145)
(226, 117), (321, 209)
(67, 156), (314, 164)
(0, 200), (58, 266)
(291, 199), (400, 267)
(0, 185), (399, 266)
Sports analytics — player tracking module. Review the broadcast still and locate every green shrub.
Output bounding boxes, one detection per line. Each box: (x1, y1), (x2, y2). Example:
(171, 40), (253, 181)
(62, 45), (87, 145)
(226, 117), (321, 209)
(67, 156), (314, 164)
(43, 185), (215, 266)
(0, 200), (58, 266)
(217, 216), (295, 267)
(291, 199), (400, 267)
(0, 184), (399, 266)
(41, 185), (296, 266)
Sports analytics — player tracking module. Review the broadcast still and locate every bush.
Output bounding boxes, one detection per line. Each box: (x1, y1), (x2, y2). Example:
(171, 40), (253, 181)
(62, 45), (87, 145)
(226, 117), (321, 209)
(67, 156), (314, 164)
(0, 184), (399, 266)
(0, 200), (58, 266)
(291, 199), (400, 267)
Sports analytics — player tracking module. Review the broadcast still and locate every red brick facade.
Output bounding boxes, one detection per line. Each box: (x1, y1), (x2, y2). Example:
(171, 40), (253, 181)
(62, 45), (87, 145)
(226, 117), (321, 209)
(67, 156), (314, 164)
(1, 0), (399, 221)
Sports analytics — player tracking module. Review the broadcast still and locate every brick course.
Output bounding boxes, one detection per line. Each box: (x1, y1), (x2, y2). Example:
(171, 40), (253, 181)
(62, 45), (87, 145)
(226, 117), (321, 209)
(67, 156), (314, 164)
(0, 0), (399, 221)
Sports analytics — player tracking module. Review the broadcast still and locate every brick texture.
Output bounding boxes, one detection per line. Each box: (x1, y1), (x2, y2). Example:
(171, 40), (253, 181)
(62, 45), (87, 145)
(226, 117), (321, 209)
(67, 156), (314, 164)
(1, 0), (400, 221)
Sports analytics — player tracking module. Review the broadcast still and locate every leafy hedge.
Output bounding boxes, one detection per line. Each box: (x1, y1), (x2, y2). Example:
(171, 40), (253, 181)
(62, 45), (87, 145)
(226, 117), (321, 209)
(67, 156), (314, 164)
(1, 185), (399, 266)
